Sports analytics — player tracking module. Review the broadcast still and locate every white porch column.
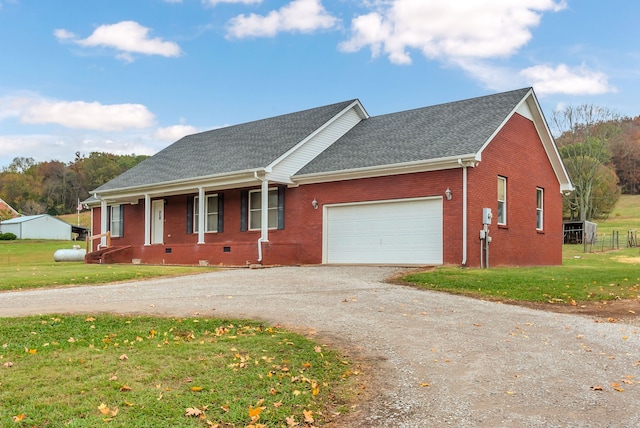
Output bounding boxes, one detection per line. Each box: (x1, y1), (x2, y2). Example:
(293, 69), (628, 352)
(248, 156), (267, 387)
(144, 194), (151, 246)
(100, 198), (107, 248)
(260, 178), (269, 243)
(198, 187), (205, 244)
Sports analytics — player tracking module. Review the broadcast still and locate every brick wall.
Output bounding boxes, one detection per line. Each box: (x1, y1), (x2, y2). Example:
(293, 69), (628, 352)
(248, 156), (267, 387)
(466, 113), (563, 266)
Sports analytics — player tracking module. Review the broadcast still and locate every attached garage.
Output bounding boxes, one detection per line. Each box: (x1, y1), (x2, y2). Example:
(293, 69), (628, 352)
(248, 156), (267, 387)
(323, 197), (443, 265)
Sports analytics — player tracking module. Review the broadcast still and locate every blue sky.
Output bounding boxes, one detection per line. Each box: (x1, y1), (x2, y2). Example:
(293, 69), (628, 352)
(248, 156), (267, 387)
(0, 0), (637, 169)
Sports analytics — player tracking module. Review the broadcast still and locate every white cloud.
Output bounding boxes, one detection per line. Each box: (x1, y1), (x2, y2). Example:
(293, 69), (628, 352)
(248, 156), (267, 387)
(53, 28), (76, 41)
(226, 0), (338, 38)
(55, 21), (182, 60)
(154, 124), (198, 140)
(451, 59), (616, 97)
(520, 64), (616, 95)
(451, 58), (516, 92)
(0, 133), (162, 167)
(0, 95), (156, 131)
(204, 0), (261, 5)
(23, 100), (156, 131)
(340, 0), (566, 65)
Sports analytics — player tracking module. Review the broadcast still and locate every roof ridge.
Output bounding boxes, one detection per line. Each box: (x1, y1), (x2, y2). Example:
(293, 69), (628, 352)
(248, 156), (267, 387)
(368, 87), (531, 119)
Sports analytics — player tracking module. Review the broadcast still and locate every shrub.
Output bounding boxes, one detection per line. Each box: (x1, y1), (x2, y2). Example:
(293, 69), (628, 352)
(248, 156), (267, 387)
(0, 232), (17, 240)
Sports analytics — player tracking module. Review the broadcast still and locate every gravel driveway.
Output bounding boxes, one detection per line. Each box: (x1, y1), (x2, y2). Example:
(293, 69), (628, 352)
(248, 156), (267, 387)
(2, 266), (640, 427)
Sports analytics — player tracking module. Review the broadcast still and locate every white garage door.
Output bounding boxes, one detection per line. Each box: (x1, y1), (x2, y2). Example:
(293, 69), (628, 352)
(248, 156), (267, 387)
(324, 198), (443, 265)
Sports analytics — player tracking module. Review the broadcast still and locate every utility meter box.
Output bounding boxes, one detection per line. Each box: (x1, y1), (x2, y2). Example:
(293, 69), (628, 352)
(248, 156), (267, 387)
(482, 208), (492, 225)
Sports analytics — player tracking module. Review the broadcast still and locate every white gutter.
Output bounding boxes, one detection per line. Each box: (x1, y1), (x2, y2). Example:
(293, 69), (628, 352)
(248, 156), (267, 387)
(458, 159), (468, 266)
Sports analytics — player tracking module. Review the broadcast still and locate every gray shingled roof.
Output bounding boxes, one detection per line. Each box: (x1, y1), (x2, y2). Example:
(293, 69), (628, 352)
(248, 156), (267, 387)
(94, 89), (531, 193)
(93, 100), (357, 192)
(296, 88), (531, 175)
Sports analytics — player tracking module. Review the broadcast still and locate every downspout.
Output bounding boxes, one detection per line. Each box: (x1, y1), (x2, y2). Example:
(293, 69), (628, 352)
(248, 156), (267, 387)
(458, 159), (468, 266)
(253, 171), (269, 263)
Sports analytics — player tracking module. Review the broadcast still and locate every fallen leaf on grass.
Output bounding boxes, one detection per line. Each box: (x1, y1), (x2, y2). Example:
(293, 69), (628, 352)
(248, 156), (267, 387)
(2, 361), (13, 368)
(249, 399), (265, 422)
(12, 414), (26, 422)
(119, 354), (128, 361)
(190, 386), (203, 392)
(98, 403), (118, 417)
(185, 407), (203, 417)
(286, 416), (299, 426)
(120, 385), (132, 392)
(303, 409), (314, 423)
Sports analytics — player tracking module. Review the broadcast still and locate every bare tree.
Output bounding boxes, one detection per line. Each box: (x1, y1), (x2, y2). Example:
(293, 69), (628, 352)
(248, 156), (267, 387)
(551, 104), (622, 221)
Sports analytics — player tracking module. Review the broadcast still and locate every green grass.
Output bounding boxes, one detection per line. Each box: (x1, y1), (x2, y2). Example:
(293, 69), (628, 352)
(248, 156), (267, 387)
(0, 315), (356, 427)
(57, 211), (92, 229)
(404, 246), (640, 303)
(597, 194), (640, 236)
(404, 195), (640, 304)
(0, 240), (214, 291)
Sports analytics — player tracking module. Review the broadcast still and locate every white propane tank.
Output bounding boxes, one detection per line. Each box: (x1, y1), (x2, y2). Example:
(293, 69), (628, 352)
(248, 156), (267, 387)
(54, 245), (86, 262)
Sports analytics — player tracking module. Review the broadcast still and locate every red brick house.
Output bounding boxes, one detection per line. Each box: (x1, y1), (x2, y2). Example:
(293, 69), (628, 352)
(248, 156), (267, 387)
(86, 88), (572, 267)
(0, 198), (19, 220)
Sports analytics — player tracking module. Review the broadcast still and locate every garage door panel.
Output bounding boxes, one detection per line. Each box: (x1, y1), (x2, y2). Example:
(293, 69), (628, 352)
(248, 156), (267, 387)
(325, 198), (443, 265)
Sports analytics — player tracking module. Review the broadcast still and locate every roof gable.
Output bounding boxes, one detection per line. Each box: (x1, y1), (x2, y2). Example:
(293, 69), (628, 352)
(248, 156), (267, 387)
(0, 198), (19, 216)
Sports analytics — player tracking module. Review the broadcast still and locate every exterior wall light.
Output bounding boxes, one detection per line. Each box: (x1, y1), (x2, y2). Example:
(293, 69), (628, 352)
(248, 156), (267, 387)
(311, 198), (319, 209)
(445, 188), (452, 200)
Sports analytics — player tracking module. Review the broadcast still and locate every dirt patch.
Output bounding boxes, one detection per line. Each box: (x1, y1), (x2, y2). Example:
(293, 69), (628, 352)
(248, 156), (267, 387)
(616, 256), (640, 264)
(507, 297), (640, 324)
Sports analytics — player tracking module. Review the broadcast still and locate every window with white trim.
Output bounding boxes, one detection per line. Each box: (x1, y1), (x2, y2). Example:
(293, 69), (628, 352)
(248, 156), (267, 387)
(249, 188), (278, 230)
(109, 205), (123, 237)
(497, 176), (507, 225)
(194, 194), (219, 233)
(536, 187), (544, 230)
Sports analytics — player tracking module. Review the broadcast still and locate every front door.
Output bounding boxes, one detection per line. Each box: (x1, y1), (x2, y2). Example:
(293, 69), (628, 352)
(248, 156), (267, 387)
(151, 199), (164, 244)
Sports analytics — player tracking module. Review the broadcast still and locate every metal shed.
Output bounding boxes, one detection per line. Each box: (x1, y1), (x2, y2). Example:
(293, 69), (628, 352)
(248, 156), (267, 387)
(0, 214), (72, 240)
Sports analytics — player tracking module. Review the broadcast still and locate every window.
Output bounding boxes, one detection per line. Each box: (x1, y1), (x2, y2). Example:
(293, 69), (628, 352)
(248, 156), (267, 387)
(249, 188), (278, 230)
(497, 176), (507, 225)
(536, 187), (544, 230)
(109, 205), (124, 237)
(194, 194), (219, 233)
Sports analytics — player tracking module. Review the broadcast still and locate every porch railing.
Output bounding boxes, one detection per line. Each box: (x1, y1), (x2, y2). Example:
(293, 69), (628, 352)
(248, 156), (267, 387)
(86, 231), (111, 253)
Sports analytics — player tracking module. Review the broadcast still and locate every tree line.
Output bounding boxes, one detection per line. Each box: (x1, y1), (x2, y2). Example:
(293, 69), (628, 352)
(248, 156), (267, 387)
(0, 152), (147, 220)
(1, 105), (639, 222)
(553, 105), (640, 221)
